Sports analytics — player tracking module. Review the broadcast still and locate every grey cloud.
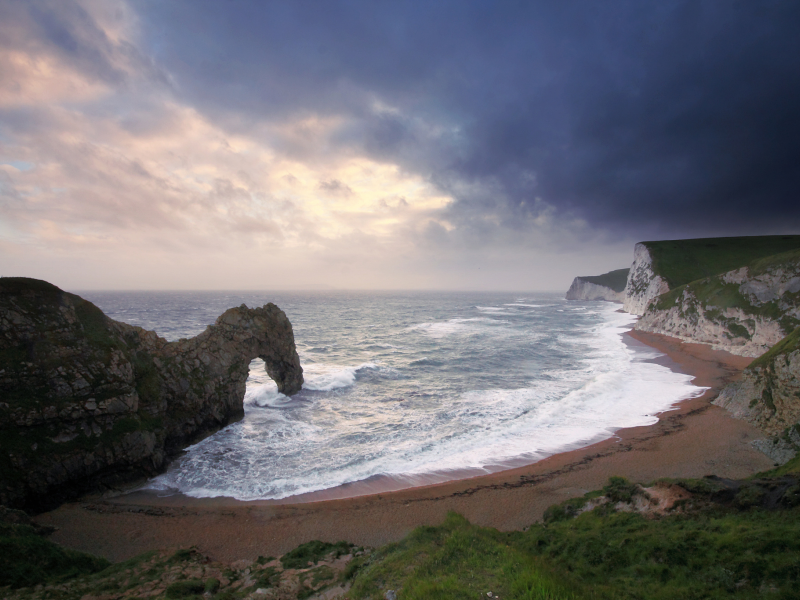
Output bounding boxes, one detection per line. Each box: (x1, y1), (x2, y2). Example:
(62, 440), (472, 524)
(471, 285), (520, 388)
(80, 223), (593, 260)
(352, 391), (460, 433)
(319, 179), (353, 196)
(131, 0), (800, 239)
(3, 0), (798, 294)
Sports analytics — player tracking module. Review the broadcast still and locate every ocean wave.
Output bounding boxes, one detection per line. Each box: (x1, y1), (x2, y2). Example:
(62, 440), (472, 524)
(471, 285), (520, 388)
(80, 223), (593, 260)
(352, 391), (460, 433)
(244, 384), (292, 408)
(474, 306), (515, 315)
(409, 357), (445, 367)
(362, 343), (402, 350)
(409, 317), (508, 338)
(502, 303), (556, 308)
(302, 362), (380, 391)
(141, 293), (708, 503)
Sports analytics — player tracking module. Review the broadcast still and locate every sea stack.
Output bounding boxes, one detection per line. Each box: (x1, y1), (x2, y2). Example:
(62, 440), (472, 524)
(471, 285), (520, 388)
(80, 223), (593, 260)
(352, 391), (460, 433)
(0, 277), (303, 511)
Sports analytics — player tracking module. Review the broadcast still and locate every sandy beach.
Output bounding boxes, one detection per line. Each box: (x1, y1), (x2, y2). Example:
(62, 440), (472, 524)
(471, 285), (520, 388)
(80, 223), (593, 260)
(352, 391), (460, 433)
(36, 329), (774, 564)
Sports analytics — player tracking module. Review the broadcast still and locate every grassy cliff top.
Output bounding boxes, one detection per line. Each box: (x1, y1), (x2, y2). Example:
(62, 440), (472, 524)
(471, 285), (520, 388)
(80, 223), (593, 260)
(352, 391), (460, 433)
(577, 268), (630, 292)
(643, 235), (800, 289)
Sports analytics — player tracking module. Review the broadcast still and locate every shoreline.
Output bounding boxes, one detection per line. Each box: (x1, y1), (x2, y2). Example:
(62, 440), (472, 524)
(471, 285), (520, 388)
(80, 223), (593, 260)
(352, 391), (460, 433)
(37, 328), (774, 564)
(95, 317), (707, 507)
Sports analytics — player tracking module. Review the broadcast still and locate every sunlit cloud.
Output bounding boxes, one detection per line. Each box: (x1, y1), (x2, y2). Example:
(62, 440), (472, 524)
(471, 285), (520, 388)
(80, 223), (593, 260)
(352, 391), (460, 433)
(0, 2), (468, 289)
(11, 0), (751, 289)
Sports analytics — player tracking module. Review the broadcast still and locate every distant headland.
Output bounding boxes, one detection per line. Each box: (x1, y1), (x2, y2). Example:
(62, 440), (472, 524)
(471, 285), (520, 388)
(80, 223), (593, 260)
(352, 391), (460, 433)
(567, 234), (800, 464)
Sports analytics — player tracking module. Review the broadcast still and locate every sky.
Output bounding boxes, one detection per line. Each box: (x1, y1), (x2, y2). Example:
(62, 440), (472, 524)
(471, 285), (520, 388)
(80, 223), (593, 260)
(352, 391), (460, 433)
(1, 0), (799, 291)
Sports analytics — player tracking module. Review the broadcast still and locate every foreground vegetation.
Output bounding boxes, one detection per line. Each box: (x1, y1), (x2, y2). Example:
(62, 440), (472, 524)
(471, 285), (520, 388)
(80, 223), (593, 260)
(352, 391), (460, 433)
(348, 475), (800, 600)
(4, 470), (800, 599)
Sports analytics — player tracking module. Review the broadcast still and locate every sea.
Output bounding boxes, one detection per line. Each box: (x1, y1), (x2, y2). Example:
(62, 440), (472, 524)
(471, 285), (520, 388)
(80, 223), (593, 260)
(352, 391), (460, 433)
(80, 290), (706, 502)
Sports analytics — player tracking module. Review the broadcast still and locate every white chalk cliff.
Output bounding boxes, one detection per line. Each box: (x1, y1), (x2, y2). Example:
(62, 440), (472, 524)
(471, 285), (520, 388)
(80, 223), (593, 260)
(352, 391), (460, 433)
(567, 241), (799, 357)
(565, 279), (625, 303)
(623, 243), (670, 316)
(634, 260), (800, 357)
(568, 239), (800, 462)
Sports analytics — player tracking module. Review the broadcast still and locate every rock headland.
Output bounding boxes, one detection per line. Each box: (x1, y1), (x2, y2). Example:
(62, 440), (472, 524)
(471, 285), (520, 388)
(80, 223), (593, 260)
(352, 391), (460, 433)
(623, 243), (670, 315)
(567, 235), (800, 463)
(565, 268), (629, 303)
(714, 327), (800, 463)
(636, 250), (800, 357)
(0, 277), (303, 511)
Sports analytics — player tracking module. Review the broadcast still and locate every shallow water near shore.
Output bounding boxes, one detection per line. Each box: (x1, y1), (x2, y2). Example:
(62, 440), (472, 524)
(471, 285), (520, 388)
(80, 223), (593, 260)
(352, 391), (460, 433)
(81, 290), (706, 501)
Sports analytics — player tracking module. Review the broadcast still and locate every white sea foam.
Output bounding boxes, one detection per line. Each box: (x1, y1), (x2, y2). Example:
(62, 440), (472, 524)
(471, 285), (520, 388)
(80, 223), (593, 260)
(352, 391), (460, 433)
(244, 382), (290, 408)
(502, 303), (556, 308)
(409, 317), (508, 338)
(143, 296), (707, 502)
(408, 321), (470, 338)
(302, 362), (379, 391)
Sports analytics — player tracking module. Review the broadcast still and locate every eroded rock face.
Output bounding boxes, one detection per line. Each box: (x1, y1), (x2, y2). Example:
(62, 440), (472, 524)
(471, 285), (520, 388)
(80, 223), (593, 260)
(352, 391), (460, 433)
(623, 243), (670, 315)
(0, 278), (303, 511)
(714, 333), (800, 464)
(635, 260), (800, 357)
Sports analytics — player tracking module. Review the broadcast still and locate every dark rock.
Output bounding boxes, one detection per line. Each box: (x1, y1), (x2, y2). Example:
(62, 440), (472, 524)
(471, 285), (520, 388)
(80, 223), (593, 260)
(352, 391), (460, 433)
(0, 277), (303, 511)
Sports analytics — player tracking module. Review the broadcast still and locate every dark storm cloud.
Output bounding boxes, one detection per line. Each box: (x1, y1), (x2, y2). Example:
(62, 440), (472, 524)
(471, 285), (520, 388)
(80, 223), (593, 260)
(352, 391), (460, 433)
(133, 0), (800, 237)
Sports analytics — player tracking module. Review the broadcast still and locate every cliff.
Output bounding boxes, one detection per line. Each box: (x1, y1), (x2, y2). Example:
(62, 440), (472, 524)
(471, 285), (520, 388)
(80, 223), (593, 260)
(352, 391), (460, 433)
(713, 327), (800, 463)
(0, 278), (303, 511)
(634, 249), (800, 356)
(623, 243), (671, 315)
(565, 268), (629, 302)
(622, 236), (800, 316)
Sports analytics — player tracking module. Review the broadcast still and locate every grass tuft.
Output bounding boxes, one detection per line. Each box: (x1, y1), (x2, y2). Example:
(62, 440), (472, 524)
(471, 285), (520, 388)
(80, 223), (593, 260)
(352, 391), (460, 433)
(165, 578), (205, 598)
(280, 540), (353, 570)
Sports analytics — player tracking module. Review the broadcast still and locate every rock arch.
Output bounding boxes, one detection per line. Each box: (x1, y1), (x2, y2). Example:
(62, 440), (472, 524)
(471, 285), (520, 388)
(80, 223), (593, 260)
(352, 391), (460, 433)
(0, 278), (303, 510)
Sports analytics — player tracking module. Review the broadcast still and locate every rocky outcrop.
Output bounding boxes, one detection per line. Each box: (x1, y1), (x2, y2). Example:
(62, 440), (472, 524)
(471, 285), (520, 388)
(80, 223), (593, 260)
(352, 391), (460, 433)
(714, 328), (800, 464)
(634, 255), (800, 357)
(565, 268), (629, 303)
(623, 243), (670, 315)
(0, 277), (303, 511)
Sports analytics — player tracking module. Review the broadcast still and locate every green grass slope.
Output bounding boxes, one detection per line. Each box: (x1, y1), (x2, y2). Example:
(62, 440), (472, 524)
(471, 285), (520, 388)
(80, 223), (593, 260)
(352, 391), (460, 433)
(643, 235), (800, 289)
(348, 511), (578, 600)
(653, 248), (800, 335)
(748, 325), (800, 371)
(577, 268), (630, 293)
(6, 476), (800, 599)
(347, 478), (800, 600)
(0, 522), (109, 589)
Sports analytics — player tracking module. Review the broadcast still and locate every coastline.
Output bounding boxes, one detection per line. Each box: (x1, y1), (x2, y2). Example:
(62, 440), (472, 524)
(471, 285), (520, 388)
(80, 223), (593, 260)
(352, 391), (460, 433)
(36, 328), (774, 564)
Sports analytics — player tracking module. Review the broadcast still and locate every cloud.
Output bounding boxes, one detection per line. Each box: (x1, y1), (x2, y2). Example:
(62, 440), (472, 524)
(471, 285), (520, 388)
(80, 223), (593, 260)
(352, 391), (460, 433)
(2, 0), (797, 290)
(132, 0), (800, 238)
(318, 179), (353, 196)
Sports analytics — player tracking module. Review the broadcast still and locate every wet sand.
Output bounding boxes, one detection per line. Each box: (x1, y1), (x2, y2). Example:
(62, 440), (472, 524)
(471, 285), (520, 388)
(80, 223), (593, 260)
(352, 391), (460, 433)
(36, 330), (774, 563)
